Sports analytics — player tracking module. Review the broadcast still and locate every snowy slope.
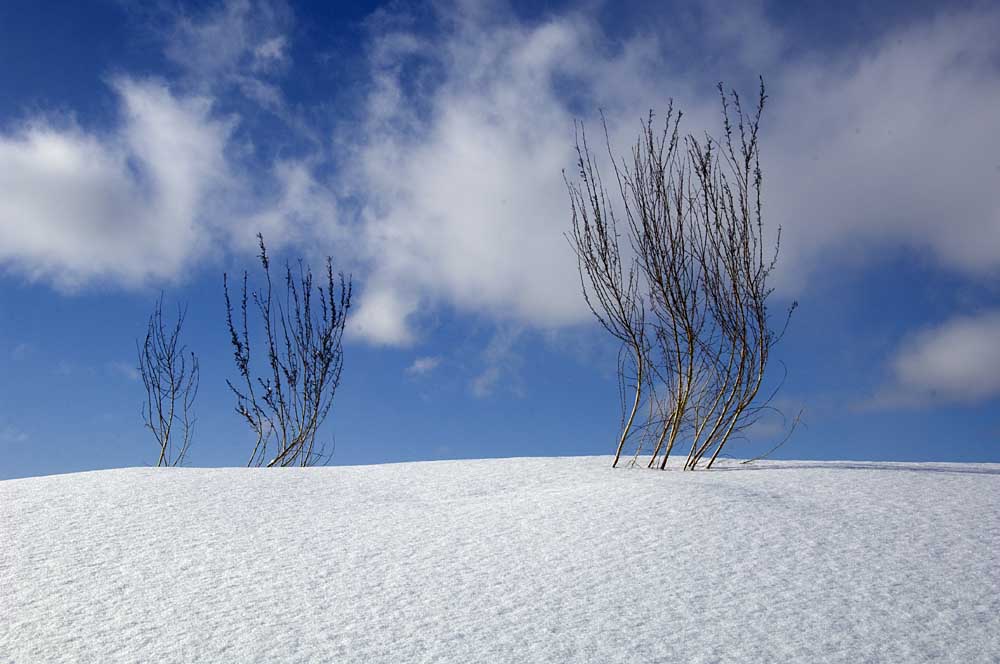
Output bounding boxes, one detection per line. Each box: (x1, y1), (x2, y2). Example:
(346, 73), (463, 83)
(2, 456), (999, 663)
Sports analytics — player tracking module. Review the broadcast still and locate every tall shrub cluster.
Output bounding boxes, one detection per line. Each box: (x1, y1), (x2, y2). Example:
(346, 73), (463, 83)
(568, 81), (795, 470)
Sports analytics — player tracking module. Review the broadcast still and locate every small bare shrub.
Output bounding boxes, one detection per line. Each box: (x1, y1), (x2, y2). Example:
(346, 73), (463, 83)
(137, 295), (199, 467)
(225, 234), (352, 467)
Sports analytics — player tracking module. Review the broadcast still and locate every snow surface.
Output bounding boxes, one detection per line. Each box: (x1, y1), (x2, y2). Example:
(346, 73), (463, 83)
(3, 456), (999, 663)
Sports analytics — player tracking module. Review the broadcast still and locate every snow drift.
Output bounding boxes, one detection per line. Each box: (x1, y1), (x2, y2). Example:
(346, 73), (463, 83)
(2, 456), (998, 662)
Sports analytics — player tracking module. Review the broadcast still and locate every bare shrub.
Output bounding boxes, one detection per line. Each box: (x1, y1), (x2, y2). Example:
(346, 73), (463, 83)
(225, 234), (352, 467)
(683, 82), (797, 469)
(137, 295), (199, 467)
(568, 80), (796, 470)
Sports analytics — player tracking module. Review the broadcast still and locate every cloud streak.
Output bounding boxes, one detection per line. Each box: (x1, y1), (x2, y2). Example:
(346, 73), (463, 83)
(471, 326), (524, 398)
(881, 310), (1000, 406)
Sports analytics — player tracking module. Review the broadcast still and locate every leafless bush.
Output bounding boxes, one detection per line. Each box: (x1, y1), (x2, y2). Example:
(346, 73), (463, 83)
(568, 80), (796, 470)
(682, 82), (797, 469)
(137, 295), (199, 467)
(225, 234), (352, 467)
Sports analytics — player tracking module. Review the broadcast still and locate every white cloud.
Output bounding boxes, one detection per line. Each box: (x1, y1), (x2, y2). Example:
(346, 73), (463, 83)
(345, 2), (1000, 345)
(0, 74), (341, 291)
(348, 6), (673, 345)
(0, 0), (344, 292)
(0, 79), (233, 289)
(882, 310), (1000, 406)
(765, 8), (1000, 292)
(235, 159), (347, 255)
(406, 356), (442, 376)
(349, 284), (420, 346)
(4, 0), (1000, 354)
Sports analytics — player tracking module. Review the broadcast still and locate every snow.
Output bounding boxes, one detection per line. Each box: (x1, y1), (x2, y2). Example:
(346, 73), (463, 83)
(3, 456), (999, 663)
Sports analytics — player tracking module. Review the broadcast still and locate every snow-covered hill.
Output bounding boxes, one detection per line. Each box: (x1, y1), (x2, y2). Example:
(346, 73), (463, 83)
(3, 456), (998, 663)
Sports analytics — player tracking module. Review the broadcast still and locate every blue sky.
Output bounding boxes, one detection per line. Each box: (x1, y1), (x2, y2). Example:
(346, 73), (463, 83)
(1, 0), (999, 479)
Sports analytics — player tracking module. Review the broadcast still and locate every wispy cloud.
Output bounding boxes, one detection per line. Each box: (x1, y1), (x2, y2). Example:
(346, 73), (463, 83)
(471, 327), (524, 398)
(406, 356), (442, 376)
(163, 0), (292, 92)
(0, 420), (29, 444)
(10, 342), (34, 360)
(108, 361), (141, 382)
(0, 428), (28, 445)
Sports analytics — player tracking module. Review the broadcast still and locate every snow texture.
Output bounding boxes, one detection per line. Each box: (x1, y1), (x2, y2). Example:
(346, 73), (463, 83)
(3, 456), (999, 663)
